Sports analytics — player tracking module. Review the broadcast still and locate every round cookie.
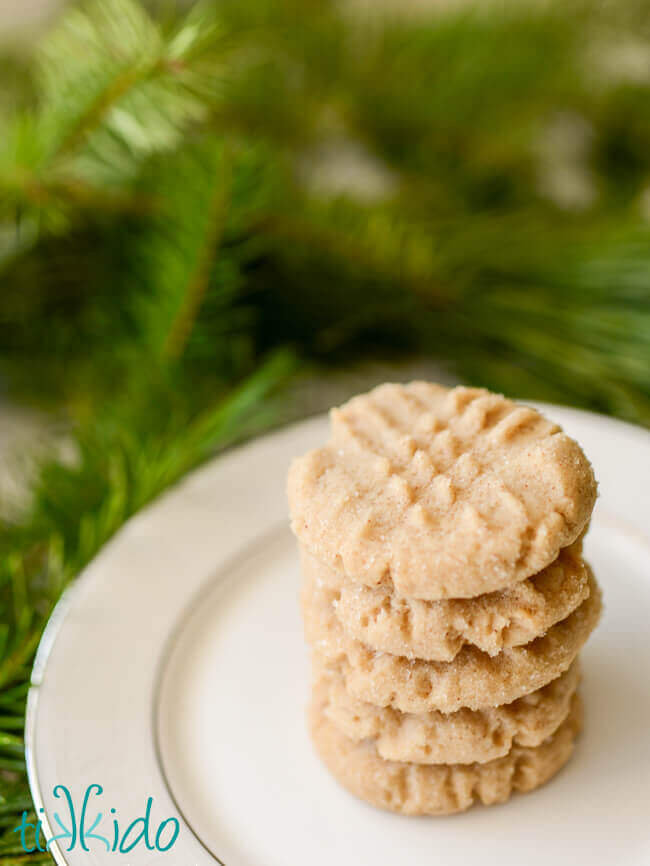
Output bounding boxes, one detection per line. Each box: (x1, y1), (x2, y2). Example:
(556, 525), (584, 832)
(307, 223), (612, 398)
(310, 685), (583, 816)
(301, 540), (589, 661)
(288, 383), (597, 600)
(302, 570), (601, 713)
(314, 657), (580, 765)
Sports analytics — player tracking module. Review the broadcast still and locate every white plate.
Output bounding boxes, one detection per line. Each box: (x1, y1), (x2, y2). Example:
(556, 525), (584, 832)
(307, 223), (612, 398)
(26, 405), (650, 866)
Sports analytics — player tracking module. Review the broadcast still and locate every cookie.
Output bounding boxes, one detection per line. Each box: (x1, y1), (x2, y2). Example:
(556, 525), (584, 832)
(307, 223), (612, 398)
(303, 569), (601, 713)
(310, 685), (583, 816)
(288, 383), (597, 599)
(314, 657), (580, 765)
(301, 540), (589, 661)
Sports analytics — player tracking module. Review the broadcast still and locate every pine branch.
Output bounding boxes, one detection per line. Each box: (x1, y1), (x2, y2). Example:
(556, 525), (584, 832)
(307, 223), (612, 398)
(133, 141), (238, 361)
(163, 148), (233, 359)
(0, 0), (235, 262)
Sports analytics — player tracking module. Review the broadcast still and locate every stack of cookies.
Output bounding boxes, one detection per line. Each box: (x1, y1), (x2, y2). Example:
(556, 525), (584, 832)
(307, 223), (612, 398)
(288, 382), (601, 815)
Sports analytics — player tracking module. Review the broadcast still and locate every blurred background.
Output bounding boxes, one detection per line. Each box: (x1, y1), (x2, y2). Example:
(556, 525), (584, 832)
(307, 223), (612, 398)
(0, 0), (649, 857)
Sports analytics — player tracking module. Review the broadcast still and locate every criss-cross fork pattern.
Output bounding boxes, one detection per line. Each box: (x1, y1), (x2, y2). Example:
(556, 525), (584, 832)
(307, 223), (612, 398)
(289, 383), (595, 599)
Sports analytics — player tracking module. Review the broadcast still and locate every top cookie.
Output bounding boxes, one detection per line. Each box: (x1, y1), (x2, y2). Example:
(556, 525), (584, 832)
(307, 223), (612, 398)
(288, 382), (597, 599)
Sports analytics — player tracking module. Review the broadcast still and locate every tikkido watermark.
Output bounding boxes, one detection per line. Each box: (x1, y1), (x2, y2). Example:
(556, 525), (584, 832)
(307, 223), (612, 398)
(13, 784), (180, 854)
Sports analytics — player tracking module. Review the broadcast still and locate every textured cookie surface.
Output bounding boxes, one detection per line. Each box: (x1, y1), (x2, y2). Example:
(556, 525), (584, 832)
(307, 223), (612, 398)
(289, 383), (597, 599)
(303, 570), (601, 713)
(310, 686), (583, 816)
(302, 540), (589, 661)
(315, 658), (580, 765)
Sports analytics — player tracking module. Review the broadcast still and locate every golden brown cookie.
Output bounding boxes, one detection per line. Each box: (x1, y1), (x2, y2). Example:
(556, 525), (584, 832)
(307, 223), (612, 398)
(314, 657), (580, 765)
(303, 570), (601, 713)
(310, 684), (583, 816)
(301, 540), (589, 661)
(288, 383), (597, 600)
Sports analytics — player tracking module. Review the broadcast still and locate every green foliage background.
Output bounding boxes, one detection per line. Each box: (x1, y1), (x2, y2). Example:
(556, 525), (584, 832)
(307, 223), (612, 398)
(0, 0), (649, 858)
